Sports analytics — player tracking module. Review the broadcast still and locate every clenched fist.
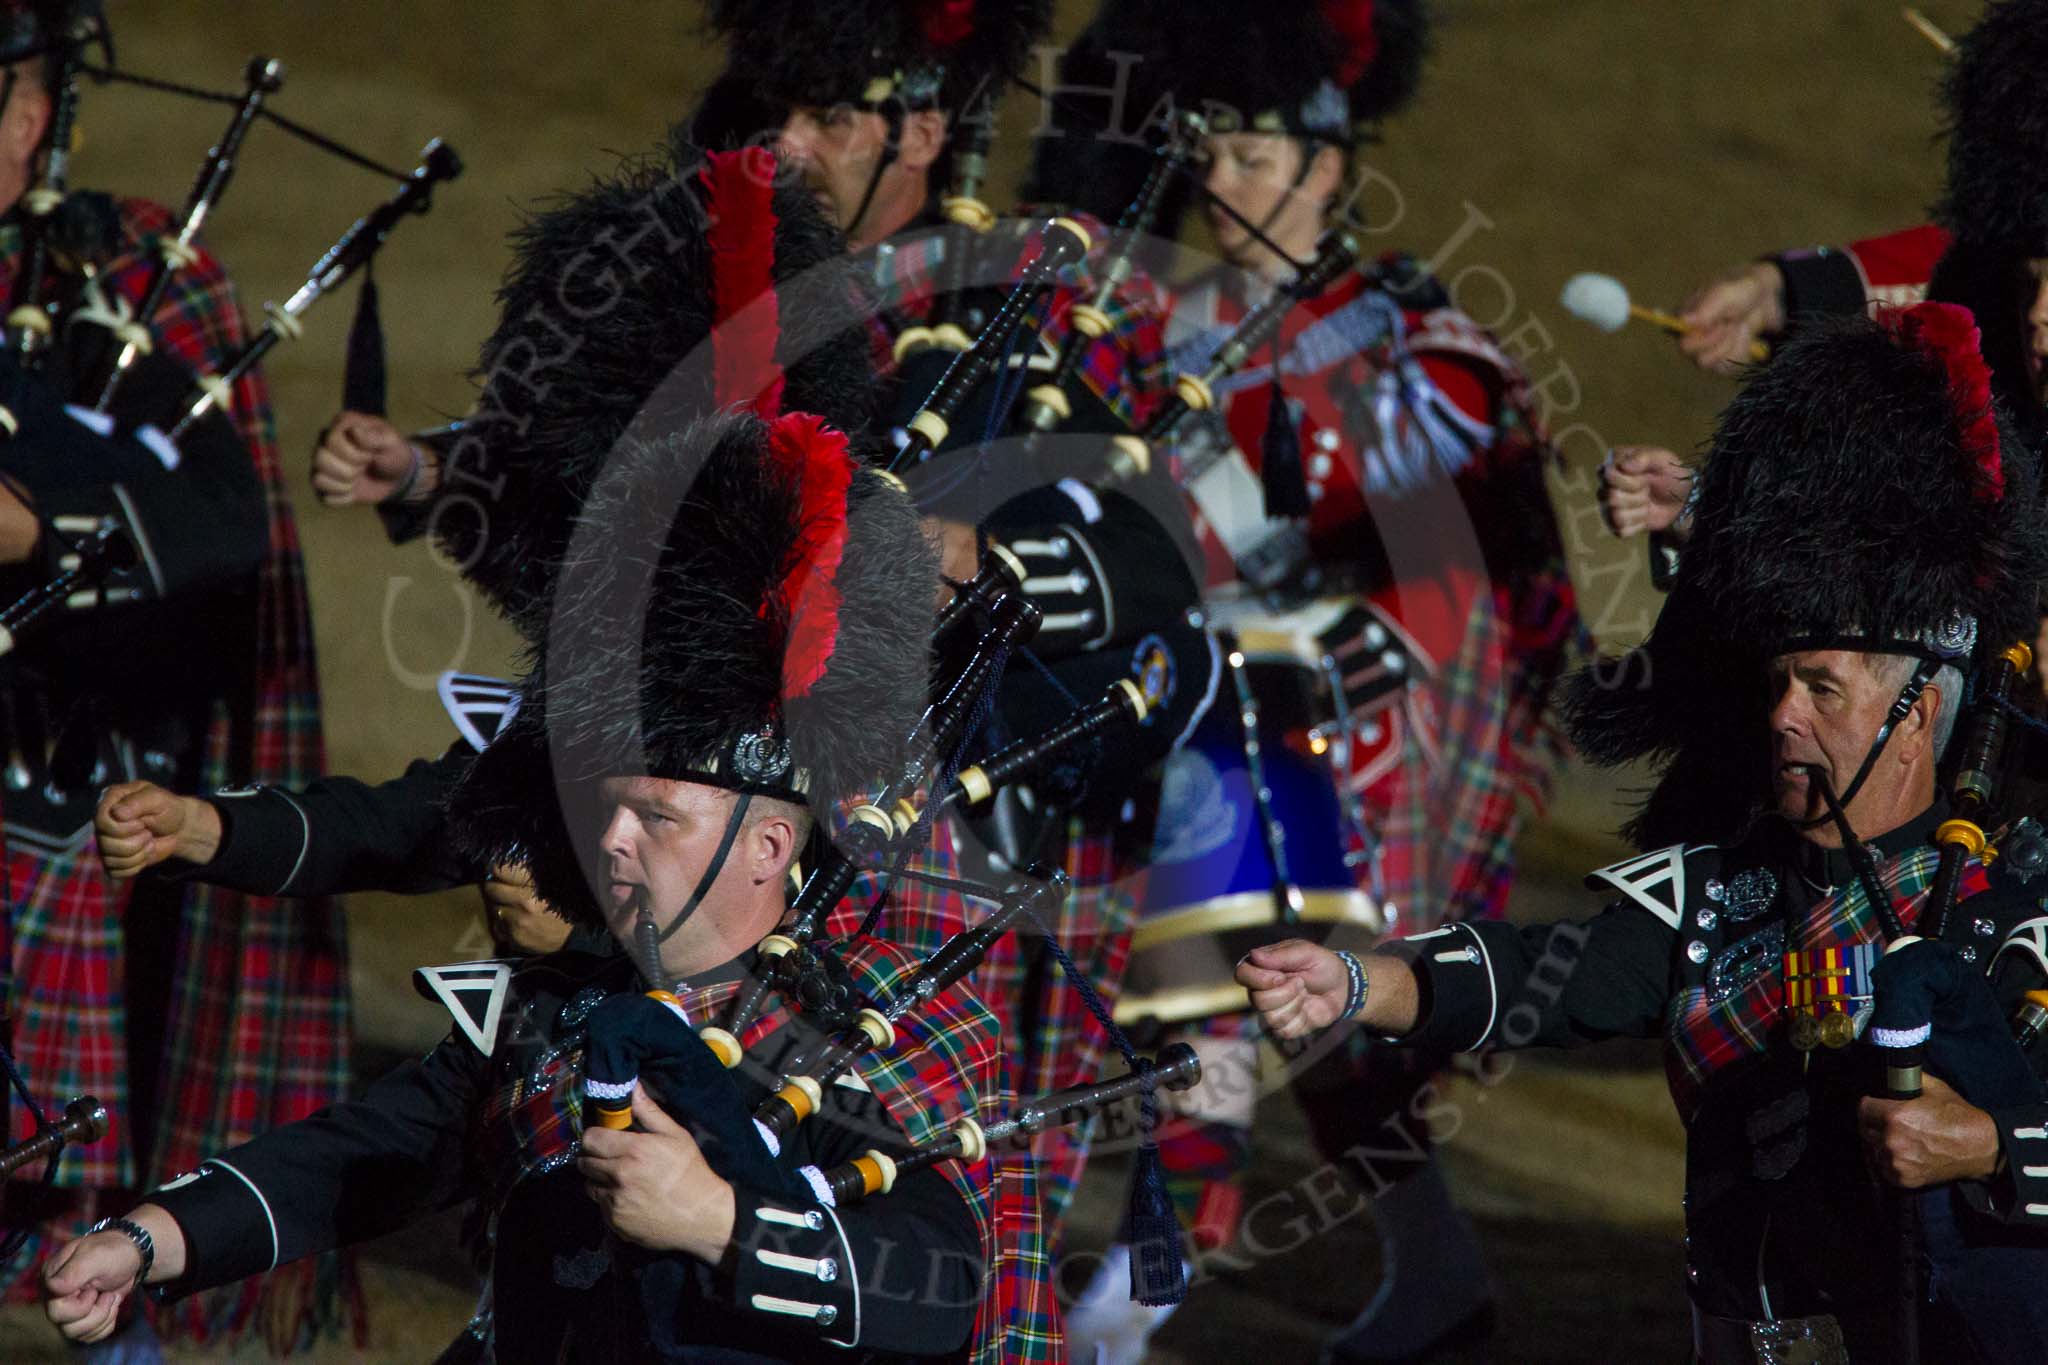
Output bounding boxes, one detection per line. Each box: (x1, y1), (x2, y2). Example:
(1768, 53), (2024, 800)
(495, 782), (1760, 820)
(311, 410), (433, 507)
(95, 782), (221, 880)
(1598, 446), (1694, 541)
(483, 862), (572, 956)
(1235, 939), (1420, 1039)
(42, 1206), (186, 1344)
(1235, 939), (1353, 1038)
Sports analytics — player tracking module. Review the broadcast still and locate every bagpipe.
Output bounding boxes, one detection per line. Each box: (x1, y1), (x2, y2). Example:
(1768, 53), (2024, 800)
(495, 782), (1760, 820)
(887, 110), (1209, 487)
(1010, 109), (1209, 452)
(163, 136), (461, 441)
(818, 1040), (1202, 1207)
(925, 108), (998, 351)
(1864, 934), (2048, 1365)
(84, 55), (284, 411)
(1099, 227), (1361, 486)
(1922, 641), (2032, 942)
(1859, 639), (2043, 1364)
(0, 20), (459, 655)
(885, 214), (1094, 474)
(0, 516), (131, 659)
(0, 992), (106, 1260)
(702, 541), (1158, 1061)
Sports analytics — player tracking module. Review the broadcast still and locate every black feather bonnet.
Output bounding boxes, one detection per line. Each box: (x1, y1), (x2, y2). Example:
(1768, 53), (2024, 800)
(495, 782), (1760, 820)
(1023, 0), (1428, 225)
(703, 0), (1051, 116)
(432, 142), (875, 640)
(1937, 0), (2048, 256)
(1564, 304), (2048, 849)
(445, 409), (936, 925)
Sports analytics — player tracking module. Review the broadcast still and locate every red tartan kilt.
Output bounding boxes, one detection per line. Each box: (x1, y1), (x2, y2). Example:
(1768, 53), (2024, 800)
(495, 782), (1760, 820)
(4, 845), (134, 1191)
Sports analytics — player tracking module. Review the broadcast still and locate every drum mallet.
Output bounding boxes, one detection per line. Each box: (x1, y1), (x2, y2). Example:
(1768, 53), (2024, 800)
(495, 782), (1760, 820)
(1561, 272), (1769, 364)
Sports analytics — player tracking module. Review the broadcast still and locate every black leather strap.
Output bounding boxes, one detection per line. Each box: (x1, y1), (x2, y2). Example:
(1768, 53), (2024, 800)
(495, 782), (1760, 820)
(658, 792), (755, 945)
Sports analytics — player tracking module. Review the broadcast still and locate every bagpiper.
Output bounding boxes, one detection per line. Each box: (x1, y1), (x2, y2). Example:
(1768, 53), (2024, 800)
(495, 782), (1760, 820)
(1244, 302), (2048, 1364)
(42, 383), (1040, 1359)
(0, 1), (353, 1342)
(688, 0), (1215, 1240)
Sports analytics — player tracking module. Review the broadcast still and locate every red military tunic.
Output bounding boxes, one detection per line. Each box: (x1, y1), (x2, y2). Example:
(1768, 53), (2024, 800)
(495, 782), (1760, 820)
(1165, 260), (1586, 930)
(1773, 223), (1953, 316)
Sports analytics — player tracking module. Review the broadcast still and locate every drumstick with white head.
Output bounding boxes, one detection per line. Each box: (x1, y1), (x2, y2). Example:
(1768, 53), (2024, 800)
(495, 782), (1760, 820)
(1561, 272), (1770, 364)
(1901, 6), (1955, 55)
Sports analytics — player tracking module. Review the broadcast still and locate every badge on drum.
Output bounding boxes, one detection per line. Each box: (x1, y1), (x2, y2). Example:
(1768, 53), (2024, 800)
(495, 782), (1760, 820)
(1131, 633), (1178, 716)
(1782, 943), (1876, 1051)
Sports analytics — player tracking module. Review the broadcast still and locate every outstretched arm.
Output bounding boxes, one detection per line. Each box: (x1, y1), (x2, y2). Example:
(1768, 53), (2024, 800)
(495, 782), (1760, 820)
(98, 747), (479, 897)
(1237, 940), (1421, 1039)
(1237, 905), (1679, 1054)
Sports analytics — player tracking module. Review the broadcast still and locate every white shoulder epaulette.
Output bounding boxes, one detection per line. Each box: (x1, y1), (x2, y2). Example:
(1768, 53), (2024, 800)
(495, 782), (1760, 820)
(1585, 844), (1713, 931)
(437, 670), (520, 753)
(412, 959), (514, 1056)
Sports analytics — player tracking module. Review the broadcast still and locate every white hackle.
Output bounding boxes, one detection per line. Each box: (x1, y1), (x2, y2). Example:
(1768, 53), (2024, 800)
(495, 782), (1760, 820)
(1560, 272), (1632, 333)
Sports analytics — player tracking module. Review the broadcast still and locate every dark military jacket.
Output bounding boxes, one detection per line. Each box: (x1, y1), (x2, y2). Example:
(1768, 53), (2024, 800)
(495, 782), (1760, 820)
(1389, 805), (2048, 1362)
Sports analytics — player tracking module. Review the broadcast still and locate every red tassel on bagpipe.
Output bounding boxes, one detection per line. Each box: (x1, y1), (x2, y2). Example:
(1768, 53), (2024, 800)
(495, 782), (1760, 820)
(700, 147), (786, 417)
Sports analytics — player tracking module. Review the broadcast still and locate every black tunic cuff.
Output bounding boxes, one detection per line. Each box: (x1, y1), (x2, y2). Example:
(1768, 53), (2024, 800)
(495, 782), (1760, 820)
(997, 518), (1115, 652)
(1974, 1104), (2048, 1226)
(162, 786), (311, 897)
(146, 1159), (282, 1298)
(377, 423), (461, 546)
(375, 497), (432, 546)
(1381, 923), (1501, 1054)
(727, 1188), (862, 1346)
(1768, 247), (1867, 322)
(985, 481), (1196, 657)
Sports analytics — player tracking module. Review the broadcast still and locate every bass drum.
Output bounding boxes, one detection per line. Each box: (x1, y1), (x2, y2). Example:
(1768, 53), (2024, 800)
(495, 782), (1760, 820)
(1116, 608), (1384, 1028)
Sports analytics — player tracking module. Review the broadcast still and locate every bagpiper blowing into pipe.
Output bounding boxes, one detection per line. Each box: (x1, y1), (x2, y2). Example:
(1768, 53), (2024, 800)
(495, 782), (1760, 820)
(39, 386), (1042, 1359)
(686, 0), (1218, 1242)
(1242, 302), (2048, 1364)
(79, 135), (1186, 1355)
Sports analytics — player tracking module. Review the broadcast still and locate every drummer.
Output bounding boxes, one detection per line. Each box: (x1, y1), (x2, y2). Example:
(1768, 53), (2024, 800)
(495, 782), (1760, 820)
(1038, 5), (1591, 1361)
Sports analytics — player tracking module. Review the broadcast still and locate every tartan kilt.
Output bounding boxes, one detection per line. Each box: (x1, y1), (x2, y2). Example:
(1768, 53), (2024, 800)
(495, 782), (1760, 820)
(1367, 567), (1583, 935)
(977, 812), (1141, 1241)
(983, 1134), (1063, 1363)
(4, 847), (133, 1185)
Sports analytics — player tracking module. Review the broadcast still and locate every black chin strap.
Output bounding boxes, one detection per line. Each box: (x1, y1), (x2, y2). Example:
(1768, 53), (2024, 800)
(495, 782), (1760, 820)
(845, 106), (902, 244)
(661, 792), (754, 946)
(1792, 656), (1940, 831)
(1802, 765), (1910, 942)
(630, 791), (756, 991)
